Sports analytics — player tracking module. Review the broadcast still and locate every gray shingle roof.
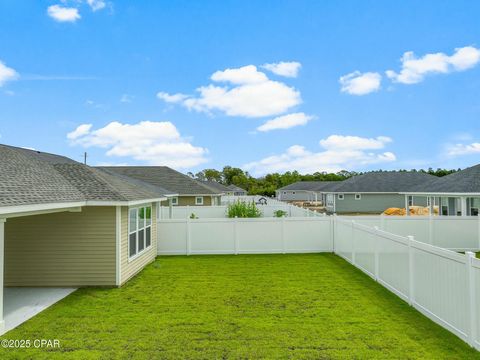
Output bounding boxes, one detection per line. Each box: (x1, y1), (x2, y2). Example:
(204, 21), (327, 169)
(227, 184), (246, 192)
(0, 144), (169, 208)
(98, 166), (220, 196)
(278, 181), (340, 191)
(201, 180), (231, 193)
(323, 171), (437, 193)
(408, 164), (480, 193)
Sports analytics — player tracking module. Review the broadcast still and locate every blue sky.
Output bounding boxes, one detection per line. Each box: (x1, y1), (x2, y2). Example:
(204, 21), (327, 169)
(1, 1), (480, 175)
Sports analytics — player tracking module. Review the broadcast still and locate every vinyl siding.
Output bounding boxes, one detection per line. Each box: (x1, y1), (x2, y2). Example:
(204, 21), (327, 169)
(161, 196), (218, 206)
(120, 202), (157, 285)
(276, 190), (320, 202)
(326, 193), (409, 214)
(4, 206), (116, 286)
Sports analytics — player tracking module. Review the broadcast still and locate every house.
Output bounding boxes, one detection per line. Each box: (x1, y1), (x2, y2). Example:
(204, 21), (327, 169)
(98, 166), (223, 206)
(201, 180), (234, 195)
(322, 171), (436, 214)
(402, 164), (480, 216)
(276, 181), (339, 203)
(0, 144), (174, 333)
(227, 184), (247, 196)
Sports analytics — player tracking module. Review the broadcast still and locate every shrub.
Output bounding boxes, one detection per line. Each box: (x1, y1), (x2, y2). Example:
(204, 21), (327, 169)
(227, 200), (262, 218)
(274, 210), (287, 218)
(189, 213), (198, 219)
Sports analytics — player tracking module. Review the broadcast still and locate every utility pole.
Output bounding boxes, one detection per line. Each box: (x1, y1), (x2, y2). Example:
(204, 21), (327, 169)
(83, 152), (87, 165)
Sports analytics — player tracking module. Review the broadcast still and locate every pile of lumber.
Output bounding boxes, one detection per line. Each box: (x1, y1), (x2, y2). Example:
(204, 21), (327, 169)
(383, 206), (439, 216)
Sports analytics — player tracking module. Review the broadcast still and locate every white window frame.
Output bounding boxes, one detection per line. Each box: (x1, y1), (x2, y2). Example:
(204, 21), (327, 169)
(354, 194), (361, 200)
(338, 194), (344, 200)
(195, 196), (204, 205)
(128, 205), (152, 261)
(171, 197), (178, 206)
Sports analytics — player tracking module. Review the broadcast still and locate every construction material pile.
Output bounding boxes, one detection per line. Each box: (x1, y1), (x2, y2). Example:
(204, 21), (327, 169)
(383, 206), (439, 216)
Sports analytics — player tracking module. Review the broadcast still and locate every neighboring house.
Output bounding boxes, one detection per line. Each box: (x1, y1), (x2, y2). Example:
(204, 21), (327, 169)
(276, 181), (339, 203)
(99, 167), (223, 206)
(322, 172), (436, 214)
(227, 184), (247, 196)
(0, 144), (174, 333)
(201, 180), (233, 195)
(402, 164), (480, 216)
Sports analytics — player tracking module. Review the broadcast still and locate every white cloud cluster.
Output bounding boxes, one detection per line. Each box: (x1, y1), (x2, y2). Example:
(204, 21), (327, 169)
(87, 0), (106, 11)
(339, 71), (381, 95)
(157, 64), (301, 118)
(446, 142), (480, 157)
(47, 5), (81, 22)
(386, 46), (480, 84)
(67, 121), (208, 168)
(256, 112), (313, 132)
(261, 61), (302, 78)
(340, 46), (480, 95)
(0, 61), (18, 87)
(243, 135), (395, 175)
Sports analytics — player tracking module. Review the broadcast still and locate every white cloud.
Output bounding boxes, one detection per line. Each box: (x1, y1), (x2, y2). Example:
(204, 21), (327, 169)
(68, 121), (208, 168)
(261, 61), (302, 78)
(446, 142), (480, 157)
(386, 46), (480, 84)
(86, 0), (106, 11)
(67, 124), (93, 140)
(256, 112), (313, 132)
(243, 134), (396, 175)
(47, 5), (81, 22)
(0, 61), (18, 86)
(120, 94), (133, 103)
(157, 64), (301, 118)
(339, 71), (381, 95)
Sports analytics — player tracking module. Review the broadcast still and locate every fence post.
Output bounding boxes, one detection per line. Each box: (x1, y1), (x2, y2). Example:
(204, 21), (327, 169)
(374, 226), (380, 280)
(351, 220), (356, 265)
(478, 215), (480, 251)
(331, 214), (336, 253)
(466, 251), (477, 347)
(186, 218), (191, 255)
(428, 214), (434, 245)
(186, 205), (190, 219)
(408, 235), (415, 306)
(233, 216), (238, 255)
(380, 214), (385, 231)
(281, 216), (286, 254)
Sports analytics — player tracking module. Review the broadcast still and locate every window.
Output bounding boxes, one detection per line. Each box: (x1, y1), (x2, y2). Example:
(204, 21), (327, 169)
(195, 196), (204, 205)
(283, 192), (287, 195)
(426, 197), (431, 207)
(338, 194), (344, 200)
(354, 194), (361, 200)
(408, 196), (413, 206)
(171, 197), (178, 206)
(128, 205), (152, 259)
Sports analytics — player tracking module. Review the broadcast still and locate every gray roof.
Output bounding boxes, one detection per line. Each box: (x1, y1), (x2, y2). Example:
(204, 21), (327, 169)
(323, 171), (437, 193)
(408, 164), (480, 193)
(201, 180), (231, 193)
(0, 144), (169, 208)
(227, 184), (246, 192)
(98, 166), (220, 196)
(278, 181), (340, 192)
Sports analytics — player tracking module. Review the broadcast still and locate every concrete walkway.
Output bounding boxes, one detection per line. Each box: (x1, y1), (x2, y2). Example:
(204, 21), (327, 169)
(4, 287), (77, 332)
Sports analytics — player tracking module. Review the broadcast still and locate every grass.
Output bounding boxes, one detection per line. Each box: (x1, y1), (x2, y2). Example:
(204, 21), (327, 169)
(1, 254), (479, 359)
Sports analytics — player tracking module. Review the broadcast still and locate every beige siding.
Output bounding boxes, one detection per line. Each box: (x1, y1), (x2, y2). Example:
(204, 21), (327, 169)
(5, 207), (116, 286)
(161, 196), (219, 206)
(120, 202), (157, 285)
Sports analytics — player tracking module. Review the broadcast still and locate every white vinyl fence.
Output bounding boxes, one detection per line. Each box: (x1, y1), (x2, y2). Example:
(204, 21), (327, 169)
(334, 217), (480, 350)
(340, 215), (480, 251)
(158, 204), (320, 219)
(157, 217), (333, 255)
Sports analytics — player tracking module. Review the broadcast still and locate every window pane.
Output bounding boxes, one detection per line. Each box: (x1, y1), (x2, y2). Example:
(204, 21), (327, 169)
(129, 209), (137, 232)
(146, 207), (152, 227)
(138, 229), (145, 252)
(138, 207), (145, 229)
(129, 233), (137, 257)
(146, 227), (151, 248)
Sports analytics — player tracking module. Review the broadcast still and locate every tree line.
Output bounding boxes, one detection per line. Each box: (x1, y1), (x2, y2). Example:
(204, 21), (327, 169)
(188, 167), (460, 197)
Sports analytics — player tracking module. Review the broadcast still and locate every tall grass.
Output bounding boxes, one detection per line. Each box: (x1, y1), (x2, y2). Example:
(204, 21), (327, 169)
(227, 200), (262, 218)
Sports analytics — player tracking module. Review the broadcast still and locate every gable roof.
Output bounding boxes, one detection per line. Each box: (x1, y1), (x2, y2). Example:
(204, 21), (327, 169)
(323, 171), (437, 193)
(98, 166), (221, 196)
(201, 180), (231, 193)
(278, 181), (340, 192)
(227, 184), (246, 192)
(407, 164), (480, 194)
(0, 144), (170, 209)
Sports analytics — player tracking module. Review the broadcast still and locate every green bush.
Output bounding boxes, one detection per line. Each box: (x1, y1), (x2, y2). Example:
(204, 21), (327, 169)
(189, 213), (198, 219)
(273, 210), (287, 218)
(227, 200), (262, 218)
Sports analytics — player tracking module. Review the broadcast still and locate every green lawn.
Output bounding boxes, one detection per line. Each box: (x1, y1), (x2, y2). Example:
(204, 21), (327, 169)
(1, 254), (479, 359)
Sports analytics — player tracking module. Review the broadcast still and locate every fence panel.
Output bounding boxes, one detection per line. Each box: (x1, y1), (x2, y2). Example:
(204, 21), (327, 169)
(382, 218), (430, 244)
(236, 219), (284, 253)
(352, 224), (376, 277)
(411, 242), (470, 340)
(190, 219), (235, 254)
(283, 218), (332, 252)
(432, 218), (479, 250)
(474, 258), (480, 350)
(156, 220), (188, 255)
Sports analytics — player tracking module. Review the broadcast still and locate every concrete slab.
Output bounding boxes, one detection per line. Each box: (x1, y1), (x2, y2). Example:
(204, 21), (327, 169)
(4, 287), (77, 332)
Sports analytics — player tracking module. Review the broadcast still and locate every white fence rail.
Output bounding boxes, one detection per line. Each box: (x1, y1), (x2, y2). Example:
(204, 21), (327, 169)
(340, 215), (480, 251)
(158, 204), (320, 219)
(334, 217), (480, 350)
(157, 217), (333, 255)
